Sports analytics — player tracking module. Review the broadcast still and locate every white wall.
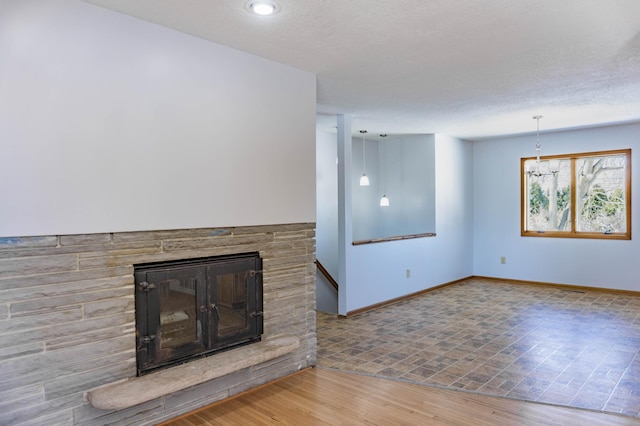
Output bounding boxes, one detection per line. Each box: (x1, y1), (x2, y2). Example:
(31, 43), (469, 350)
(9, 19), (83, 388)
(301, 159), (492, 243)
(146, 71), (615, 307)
(0, 0), (316, 237)
(473, 122), (640, 291)
(342, 132), (474, 314)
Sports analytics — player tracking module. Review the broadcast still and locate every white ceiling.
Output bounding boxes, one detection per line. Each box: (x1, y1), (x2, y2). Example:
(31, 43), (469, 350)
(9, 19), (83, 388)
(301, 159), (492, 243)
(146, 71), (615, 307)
(85, 0), (640, 140)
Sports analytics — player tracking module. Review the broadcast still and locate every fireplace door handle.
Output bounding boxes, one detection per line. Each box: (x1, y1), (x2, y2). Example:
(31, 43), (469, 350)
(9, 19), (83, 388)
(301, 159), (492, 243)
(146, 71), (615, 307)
(210, 303), (219, 321)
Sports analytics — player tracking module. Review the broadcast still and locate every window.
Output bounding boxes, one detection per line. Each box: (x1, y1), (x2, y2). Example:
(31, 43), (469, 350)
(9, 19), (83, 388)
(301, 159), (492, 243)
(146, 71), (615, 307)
(521, 149), (631, 239)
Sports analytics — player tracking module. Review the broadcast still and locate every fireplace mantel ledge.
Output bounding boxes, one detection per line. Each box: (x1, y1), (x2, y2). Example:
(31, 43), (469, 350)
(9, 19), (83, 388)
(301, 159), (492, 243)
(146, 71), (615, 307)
(85, 334), (300, 410)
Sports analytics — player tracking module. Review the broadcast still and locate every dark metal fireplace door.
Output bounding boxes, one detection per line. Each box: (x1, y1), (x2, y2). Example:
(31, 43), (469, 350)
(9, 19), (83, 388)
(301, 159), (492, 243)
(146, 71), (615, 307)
(134, 252), (263, 375)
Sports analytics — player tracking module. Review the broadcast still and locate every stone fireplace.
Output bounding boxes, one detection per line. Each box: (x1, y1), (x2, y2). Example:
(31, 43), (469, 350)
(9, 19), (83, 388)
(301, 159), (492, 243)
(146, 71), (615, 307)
(0, 223), (317, 425)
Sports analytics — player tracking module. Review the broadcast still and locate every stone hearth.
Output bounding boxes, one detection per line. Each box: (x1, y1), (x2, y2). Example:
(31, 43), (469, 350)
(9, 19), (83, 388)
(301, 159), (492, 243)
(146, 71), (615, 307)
(0, 223), (316, 425)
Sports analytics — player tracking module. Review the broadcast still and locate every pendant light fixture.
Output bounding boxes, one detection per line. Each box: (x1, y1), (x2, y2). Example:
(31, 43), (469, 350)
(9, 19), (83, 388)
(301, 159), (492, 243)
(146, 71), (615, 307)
(526, 115), (559, 177)
(379, 134), (389, 207)
(359, 130), (370, 186)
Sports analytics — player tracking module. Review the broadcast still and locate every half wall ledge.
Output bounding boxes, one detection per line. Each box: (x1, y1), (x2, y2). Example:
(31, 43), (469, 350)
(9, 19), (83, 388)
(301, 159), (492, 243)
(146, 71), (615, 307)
(85, 334), (300, 410)
(352, 232), (436, 246)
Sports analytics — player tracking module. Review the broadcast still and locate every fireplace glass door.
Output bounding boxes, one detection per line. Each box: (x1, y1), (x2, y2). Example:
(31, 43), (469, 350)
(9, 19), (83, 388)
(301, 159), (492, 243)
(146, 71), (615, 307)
(135, 253), (263, 375)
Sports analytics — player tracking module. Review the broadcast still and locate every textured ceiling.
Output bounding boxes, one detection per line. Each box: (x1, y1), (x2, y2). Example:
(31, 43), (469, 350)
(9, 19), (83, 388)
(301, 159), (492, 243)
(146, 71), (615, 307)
(85, 0), (640, 140)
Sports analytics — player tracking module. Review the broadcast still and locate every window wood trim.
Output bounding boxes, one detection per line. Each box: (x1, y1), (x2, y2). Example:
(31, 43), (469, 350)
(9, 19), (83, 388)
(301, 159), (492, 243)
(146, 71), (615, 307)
(521, 149), (631, 240)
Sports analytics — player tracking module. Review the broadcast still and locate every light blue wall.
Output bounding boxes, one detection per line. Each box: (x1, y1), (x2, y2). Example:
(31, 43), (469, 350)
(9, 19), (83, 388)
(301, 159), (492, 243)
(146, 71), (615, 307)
(317, 117), (473, 314)
(473, 122), (640, 291)
(316, 128), (339, 277)
(352, 135), (436, 241)
(319, 117), (639, 314)
(316, 127), (339, 313)
(341, 131), (474, 314)
(351, 137), (380, 240)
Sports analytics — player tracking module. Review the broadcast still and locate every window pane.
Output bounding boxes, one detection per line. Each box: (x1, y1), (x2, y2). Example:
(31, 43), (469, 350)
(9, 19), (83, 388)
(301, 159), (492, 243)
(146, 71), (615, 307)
(525, 159), (571, 232)
(576, 154), (627, 233)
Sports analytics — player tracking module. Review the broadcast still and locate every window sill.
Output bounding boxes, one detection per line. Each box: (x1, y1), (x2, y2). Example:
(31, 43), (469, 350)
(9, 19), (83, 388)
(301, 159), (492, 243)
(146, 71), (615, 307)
(84, 334), (299, 410)
(521, 231), (631, 240)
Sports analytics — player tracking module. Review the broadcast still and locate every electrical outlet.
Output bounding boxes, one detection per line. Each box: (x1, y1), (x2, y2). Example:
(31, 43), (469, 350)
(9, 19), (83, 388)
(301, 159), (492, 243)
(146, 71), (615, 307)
(500, 256), (506, 264)
(406, 269), (411, 278)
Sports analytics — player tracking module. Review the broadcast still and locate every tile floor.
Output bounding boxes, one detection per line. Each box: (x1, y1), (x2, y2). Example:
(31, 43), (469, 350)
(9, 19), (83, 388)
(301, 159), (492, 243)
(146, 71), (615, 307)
(316, 278), (640, 417)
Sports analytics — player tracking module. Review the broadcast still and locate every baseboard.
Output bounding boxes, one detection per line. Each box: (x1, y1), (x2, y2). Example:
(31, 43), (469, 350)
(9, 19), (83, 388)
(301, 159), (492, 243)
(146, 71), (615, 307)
(342, 274), (639, 318)
(342, 276), (473, 318)
(472, 275), (640, 297)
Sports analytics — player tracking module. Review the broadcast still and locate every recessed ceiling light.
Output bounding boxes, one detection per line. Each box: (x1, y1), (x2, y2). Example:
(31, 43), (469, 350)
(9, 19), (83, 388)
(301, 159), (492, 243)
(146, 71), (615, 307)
(247, 1), (280, 16)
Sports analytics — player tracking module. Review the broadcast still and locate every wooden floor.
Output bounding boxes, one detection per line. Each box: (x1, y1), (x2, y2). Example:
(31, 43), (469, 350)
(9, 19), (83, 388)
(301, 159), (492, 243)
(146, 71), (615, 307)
(161, 367), (637, 425)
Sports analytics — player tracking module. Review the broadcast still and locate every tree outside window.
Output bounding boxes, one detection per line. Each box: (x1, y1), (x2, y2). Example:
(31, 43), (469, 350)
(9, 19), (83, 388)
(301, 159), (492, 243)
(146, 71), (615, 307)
(521, 149), (631, 240)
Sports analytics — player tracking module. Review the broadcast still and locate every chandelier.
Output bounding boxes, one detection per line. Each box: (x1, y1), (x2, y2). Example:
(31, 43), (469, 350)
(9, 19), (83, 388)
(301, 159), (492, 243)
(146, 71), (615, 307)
(526, 115), (559, 177)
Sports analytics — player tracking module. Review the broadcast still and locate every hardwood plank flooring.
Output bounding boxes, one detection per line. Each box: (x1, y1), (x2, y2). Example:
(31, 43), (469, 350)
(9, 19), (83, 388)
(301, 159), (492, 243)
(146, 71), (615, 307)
(161, 367), (637, 425)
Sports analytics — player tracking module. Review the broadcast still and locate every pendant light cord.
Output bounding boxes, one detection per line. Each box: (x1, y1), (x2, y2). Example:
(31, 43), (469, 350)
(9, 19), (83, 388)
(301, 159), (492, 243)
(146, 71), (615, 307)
(362, 131), (366, 172)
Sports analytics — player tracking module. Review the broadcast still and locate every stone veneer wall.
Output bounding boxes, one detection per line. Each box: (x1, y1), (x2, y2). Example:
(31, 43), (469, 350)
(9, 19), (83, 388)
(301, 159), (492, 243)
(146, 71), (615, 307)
(0, 223), (317, 425)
